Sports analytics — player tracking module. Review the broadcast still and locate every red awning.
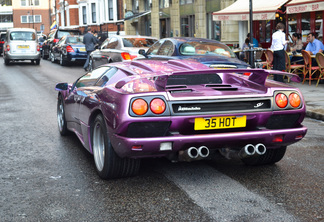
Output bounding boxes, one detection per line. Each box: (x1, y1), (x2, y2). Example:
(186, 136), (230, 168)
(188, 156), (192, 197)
(213, 0), (289, 21)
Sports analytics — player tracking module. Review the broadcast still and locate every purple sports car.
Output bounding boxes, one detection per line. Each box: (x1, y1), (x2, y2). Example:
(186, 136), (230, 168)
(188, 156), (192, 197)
(55, 60), (307, 179)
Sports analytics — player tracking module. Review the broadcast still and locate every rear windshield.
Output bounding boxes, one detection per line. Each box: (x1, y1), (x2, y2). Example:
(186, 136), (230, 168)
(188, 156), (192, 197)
(57, 30), (80, 39)
(10, 31), (36, 41)
(179, 41), (236, 58)
(1, 33), (6, 40)
(122, 38), (157, 48)
(66, 36), (83, 44)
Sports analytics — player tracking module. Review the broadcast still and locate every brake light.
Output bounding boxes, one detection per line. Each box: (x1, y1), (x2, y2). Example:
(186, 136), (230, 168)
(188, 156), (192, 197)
(121, 52), (137, 60)
(53, 39), (59, 43)
(150, 98), (166, 114)
(37, 45), (40, 51)
(132, 99), (148, 115)
(66, 45), (74, 52)
(289, 93), (301, 108)
(272, 135), (283, 143)
(275, 93), (288, 108)
(0, 41), (4, 44)
(6, 45), (10, 52)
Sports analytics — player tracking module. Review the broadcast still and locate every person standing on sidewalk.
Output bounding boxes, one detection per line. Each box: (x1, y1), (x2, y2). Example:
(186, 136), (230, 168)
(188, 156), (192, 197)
(270, 22), (288, 82)
(83, 27), (99, 71)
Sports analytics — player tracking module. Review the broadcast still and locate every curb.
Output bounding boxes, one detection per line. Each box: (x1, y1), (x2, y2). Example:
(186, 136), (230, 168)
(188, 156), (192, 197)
(306, 109), (324, 121)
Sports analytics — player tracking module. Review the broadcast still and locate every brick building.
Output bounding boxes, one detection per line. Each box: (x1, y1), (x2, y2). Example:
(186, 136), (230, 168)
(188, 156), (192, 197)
(12, 0), (52, 34)
(52, 0), (124, 37)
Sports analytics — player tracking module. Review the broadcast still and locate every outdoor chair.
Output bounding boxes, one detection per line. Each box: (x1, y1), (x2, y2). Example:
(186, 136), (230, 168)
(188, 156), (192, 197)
(301, 50), (319, 85)
(315, 52), (324, 87)
(263, 49), (273, 70)
(284, 50), (304, 82)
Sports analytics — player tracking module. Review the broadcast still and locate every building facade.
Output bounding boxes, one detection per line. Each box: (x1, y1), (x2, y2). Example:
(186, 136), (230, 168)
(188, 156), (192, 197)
(51, 0), (124, 36)
(0, 0), (13, 32)
(12, 0), (52, 34)
(124, 0), (222, 40)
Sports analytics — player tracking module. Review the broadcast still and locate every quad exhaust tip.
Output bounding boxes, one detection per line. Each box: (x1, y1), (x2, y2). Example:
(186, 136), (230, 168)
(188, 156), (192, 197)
(178, 146), (210, 162)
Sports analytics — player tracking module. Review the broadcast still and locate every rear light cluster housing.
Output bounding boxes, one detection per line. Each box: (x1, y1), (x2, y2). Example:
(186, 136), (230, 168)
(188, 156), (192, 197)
(130, 97), (169, 116)
(274, 91), (302, 109)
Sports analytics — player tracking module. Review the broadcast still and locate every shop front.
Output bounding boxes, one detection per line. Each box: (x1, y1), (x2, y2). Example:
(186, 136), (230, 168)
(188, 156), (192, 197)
(213, 0), (289, 49)
(286, 0), (324, 44)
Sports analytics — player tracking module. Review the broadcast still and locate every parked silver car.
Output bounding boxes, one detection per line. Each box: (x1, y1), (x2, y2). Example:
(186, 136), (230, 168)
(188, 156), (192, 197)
(3, 28), (41, 65)
(89, 35), (158, 70)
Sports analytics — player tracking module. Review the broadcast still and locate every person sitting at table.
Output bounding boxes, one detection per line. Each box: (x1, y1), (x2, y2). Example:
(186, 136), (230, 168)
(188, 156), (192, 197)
(247, 33), (259, 48)
(290, 33), (303, 53)
(239, 38), (250, 61)
(305, 32), (324, 55)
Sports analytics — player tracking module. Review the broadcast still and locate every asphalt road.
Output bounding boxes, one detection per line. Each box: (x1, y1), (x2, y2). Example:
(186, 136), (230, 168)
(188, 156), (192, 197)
(0, 58), (323, 222)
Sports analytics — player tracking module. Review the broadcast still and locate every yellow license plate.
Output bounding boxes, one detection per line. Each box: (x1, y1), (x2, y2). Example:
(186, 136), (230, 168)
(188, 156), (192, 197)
(79, 48), (86, 51)
(194, 116), (246, 130)
(18, 45), (29, 49)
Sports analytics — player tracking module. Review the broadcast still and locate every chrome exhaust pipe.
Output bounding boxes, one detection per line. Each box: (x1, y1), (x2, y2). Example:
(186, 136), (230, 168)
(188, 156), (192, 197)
(238, 144), (256, 159)
(255, 143), (266, 155)
(198, 146), (209, 158)
(178, 147), (199, 162)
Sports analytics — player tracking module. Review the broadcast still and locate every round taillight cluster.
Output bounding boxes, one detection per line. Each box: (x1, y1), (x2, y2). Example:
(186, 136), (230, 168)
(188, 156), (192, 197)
(131, 98), (166, 115)
(275, 93), (301, 109)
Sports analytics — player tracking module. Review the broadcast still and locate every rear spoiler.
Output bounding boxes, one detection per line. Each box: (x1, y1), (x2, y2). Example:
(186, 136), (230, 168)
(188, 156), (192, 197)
(115, 69), (301, 91)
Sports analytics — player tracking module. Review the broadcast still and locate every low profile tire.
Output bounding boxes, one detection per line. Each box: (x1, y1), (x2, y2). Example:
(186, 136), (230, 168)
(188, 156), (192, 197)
(35, 59), (40, 65)
(60, 54), (67, 66)
(92, 114), (140, 179)
(242, 146), (287, 166)
(57, 94), (69, 136)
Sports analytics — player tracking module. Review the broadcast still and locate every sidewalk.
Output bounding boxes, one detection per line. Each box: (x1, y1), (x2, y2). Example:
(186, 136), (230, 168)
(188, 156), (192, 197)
(288, 81), (324, 121)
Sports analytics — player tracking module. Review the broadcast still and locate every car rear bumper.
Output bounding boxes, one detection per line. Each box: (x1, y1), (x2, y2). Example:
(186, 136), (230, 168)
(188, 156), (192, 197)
(5, 52), (41, 60)
(110, 126), (307, 158)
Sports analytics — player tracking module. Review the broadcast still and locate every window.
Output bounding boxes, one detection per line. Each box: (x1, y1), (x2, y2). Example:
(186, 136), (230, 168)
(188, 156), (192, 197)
(10, 31), (36, 41)
(315, 11), (323, 42)
(180, 0), (192, 5)
(34, 15), (41, 23)
(106, 38), (119, 49)
(82, 6), (87, 25)
(108, 0), (113, 20)
(91, 3), (96, 23)
(159, 0), (169, 8)
(21, 15), (41, 23)
(157, 40), (174, 56)
(1, 0), (12, 6)
(0, 15), (13, 23)
(132, 0), (138, 13)
(21, 15), (27, 23)
(21, 0), (39, 6)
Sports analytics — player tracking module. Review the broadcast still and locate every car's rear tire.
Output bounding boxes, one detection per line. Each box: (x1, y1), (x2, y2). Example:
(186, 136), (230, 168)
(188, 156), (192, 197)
(4, 58), (10, 65)
(242, 146), (287, 166)
(60, 54), (67, 66)
(50, 51), (56, 63)
(92, 114), (140, 179)
(57, 94), (69, 136)
(35, 59), (40, 65)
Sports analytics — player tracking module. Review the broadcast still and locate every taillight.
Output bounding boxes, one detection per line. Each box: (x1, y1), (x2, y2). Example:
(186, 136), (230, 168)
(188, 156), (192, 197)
(289, 93), (301, 108)
(132, 99), (148, 115)
(0, 41), (4, 44)
(37, 45), (40, 51)
(275, 93), (288, 108)
(6, 45), (10, 52)
(53, 39), (59, 43)
(66, 45), (74, 52)
(150, 98), (166, 114)
(121, 52), (137, 60)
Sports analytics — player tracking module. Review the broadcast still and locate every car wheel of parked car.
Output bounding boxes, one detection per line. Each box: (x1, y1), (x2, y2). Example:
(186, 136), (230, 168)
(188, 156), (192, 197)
(50, 52), (56, 63)
(92, 114), (140, 179)
(60, 54), (67, 66)
(4, 58), (10, 65)
(242, 146), (287, 166)
(57, 94), (69, 136)
(35, 59), (40, 65)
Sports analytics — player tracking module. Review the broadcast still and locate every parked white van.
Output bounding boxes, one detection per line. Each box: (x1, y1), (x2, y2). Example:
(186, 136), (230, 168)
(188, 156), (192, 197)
(3, 28), (41, 65)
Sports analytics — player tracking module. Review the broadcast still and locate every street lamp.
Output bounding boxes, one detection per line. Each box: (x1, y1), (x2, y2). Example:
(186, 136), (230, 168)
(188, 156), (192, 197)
(27, 11), (30, 28)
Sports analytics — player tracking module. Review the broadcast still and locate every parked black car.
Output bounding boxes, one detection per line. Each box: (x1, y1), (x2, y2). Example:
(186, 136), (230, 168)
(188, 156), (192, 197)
(51, 35), (87, 66)
(0, 32), (6, 56)
(42, 28), (81, 60)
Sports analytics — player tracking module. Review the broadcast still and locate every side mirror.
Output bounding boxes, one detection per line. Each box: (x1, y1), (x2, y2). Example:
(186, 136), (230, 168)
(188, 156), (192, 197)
(138, 49), (146, 55)
(55, 83), (69, 91)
